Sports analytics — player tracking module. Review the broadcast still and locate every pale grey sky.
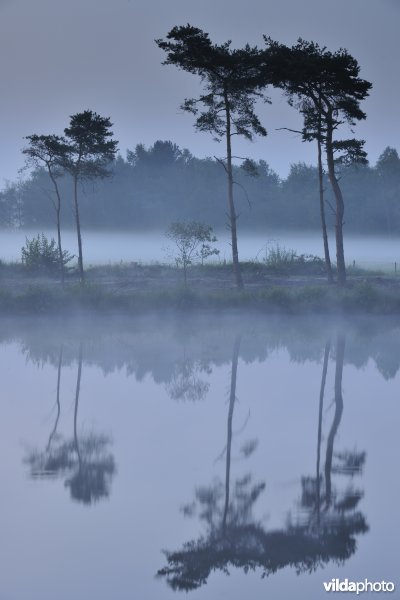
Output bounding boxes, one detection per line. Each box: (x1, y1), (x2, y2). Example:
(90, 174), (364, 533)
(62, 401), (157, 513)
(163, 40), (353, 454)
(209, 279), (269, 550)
(0, 0), (398, 187)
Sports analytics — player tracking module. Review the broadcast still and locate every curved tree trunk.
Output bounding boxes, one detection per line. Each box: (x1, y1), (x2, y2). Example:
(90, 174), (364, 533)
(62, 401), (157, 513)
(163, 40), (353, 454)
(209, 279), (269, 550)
(324, 334), (345, 507)
(325, 114), (346, 285)
(47, 345), (63, 452)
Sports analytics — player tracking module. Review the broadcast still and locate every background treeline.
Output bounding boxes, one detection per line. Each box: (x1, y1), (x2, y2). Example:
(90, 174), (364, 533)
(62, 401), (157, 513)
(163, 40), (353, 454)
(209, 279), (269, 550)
(1, 140), (399, 233)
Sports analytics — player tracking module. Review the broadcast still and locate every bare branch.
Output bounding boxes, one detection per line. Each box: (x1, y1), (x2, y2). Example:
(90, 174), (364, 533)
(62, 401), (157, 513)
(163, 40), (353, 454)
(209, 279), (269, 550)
(214, 155), (228, 174)
(276, 127), (303, 135)
(233, 180), (251, 209)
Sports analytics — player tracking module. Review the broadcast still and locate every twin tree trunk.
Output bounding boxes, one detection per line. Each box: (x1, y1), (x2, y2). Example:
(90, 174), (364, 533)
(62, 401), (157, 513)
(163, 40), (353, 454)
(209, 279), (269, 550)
(224, 91), (244, 290)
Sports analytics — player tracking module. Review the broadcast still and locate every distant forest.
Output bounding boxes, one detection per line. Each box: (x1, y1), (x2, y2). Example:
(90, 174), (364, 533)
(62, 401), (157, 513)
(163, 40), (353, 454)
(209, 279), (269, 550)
(1, 140), (399, 234)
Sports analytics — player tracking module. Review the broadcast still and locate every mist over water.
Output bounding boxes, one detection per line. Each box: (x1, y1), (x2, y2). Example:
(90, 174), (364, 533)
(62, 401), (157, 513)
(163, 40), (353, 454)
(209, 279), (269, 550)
(3, 229), (400, 269)
(0, 313), (398, 599)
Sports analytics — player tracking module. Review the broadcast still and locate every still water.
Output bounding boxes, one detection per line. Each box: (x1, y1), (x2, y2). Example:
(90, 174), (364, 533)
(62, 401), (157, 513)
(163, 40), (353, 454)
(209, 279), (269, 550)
(0, 313), (399, 599)
(2, 229), (400, 269)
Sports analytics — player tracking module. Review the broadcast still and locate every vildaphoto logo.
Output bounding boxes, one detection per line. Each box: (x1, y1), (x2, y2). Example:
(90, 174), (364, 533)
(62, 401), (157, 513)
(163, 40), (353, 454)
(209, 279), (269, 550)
(323, 579), (395, 594)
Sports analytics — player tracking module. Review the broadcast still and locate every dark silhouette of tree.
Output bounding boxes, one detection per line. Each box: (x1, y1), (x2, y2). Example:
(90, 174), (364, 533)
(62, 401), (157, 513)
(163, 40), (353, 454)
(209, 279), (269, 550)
(22, 135), (71, 284)
(156, 25), (269, 289)
(63, 110), (118, 282)
(264, 38), (372, 284)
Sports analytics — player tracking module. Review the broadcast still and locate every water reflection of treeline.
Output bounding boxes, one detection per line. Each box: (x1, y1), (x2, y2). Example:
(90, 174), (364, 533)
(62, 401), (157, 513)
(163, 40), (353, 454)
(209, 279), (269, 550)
(3, 315), (400, 383)
(17, 316), (374, 587)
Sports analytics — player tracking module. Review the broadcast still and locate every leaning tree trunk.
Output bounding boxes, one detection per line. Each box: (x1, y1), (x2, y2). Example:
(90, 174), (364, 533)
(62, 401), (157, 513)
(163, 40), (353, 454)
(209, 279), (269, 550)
(325, 115), (346, 285)
(317, 138), (333, 283)
(224, 91), (244, 290)
(73, 175), (84, 283)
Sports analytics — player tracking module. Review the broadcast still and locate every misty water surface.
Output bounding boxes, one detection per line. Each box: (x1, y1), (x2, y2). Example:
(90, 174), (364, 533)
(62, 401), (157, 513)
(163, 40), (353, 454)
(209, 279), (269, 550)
(2, 229), (400, 269)
(0, 313), (398, 599)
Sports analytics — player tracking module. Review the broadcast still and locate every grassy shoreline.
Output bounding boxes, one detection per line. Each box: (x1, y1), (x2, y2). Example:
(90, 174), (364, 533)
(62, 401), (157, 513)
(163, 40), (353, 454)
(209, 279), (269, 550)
(0, 261), (400, 315)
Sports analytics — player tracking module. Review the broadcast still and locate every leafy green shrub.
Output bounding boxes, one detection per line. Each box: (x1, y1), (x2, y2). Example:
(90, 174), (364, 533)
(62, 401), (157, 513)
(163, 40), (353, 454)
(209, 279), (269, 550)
(21, 234), (74, 274)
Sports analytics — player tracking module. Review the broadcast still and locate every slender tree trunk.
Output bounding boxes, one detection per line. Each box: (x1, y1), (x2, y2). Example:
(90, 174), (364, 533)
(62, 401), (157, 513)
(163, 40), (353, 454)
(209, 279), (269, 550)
(183, 260), (187, 286)
(325, 114), (346, 285)
(324, 333), (345, 508)
(224, 90), (244, 290)
(73, 175), (84, 284)
(316, 339), (330, 526)
(222, 335), (241, 533)
(48, 170), (65, 286)
(47, 345), (63, 452)
(74, 343), (83, 468)
(317, 138), (333, 283)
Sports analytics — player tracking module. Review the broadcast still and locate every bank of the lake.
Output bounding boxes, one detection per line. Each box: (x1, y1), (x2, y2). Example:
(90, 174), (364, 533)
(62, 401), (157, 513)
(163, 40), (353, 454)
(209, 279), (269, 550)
(1, 261), (400, 315)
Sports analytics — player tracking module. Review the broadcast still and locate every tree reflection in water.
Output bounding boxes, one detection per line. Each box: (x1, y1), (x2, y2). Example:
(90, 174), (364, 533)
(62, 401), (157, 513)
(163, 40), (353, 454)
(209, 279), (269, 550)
(166, 356), (210, 402)
(24, 343), (116, 505)
(157, 333), (368, 591)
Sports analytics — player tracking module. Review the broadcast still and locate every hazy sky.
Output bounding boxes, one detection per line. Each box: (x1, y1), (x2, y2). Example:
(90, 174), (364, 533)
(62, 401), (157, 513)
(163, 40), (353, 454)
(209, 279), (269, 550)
(0, 0), (398, 187)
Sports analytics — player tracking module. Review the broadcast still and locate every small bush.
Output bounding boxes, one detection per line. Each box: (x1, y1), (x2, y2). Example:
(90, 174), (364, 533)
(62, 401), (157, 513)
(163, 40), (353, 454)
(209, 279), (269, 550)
(21, 234), (74, 274)
(165, 221), (220, 283)
(264, 244), (325, 275)
(265, 244), (297, 266)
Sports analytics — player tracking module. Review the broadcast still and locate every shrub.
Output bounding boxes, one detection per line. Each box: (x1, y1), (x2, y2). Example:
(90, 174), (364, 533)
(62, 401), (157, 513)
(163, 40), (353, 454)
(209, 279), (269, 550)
(265, 244), (297, 266)
(264, 244), (325, 275)
(166, 221), (220, 283)
(21, 234), (74, 274)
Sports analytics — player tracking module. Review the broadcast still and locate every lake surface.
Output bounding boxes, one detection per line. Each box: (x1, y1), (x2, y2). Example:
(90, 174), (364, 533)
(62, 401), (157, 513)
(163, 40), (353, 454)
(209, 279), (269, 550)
(0, 313), (398, 599)
(2, 229), (400, 270)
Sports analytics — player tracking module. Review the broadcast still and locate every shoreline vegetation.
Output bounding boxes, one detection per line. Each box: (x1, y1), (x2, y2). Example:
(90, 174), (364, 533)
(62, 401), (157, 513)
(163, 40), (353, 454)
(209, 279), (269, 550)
(1, 260), (400, 315)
